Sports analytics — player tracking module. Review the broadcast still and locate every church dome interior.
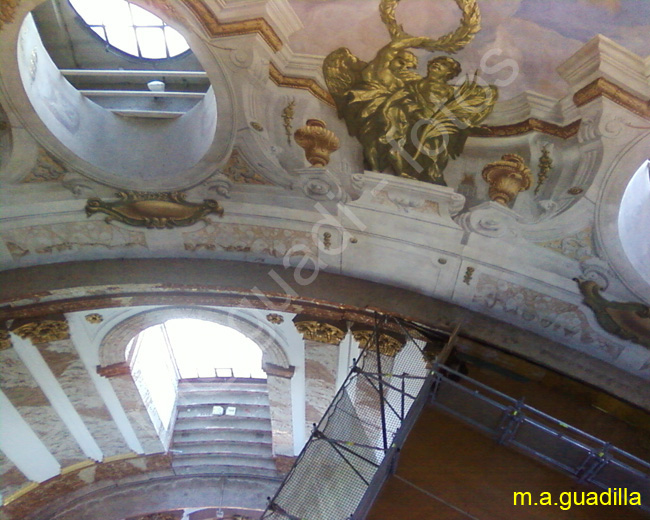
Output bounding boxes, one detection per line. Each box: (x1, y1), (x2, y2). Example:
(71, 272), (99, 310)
(0, 1), (649, 519)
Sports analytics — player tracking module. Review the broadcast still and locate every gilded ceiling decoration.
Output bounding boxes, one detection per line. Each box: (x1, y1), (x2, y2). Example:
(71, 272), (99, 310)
(351, 329), (404, 357)
(293, 317), (346, 345)
(84, 313), (103, 324)
(578, 280), (650, 349)
(0, 1), (19, 30)
(266, 313), (285, 324)
(481, 154), (532, 206)
(294, 119), (340, 167)
(10, 318), (70, 344)
(323, 0), (497, 185)
(534, 146), (553, 195)
(0, 326), (11, 350)
(85, 192), (223, 229)
(282, 100), (296, 146)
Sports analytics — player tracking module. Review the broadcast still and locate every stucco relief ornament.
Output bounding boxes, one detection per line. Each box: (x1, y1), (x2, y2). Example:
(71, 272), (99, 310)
(352, 329), (405, 357)
(11, 319), (70, 344)
(86, 191), (223, 229)
(323, 0), (497, 186)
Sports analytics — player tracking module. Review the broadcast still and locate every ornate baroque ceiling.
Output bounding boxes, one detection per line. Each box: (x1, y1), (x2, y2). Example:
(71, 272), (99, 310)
(0, 0), (649, 516)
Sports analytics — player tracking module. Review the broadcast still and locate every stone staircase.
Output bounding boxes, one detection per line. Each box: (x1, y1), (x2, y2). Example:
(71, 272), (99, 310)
(171, 378), (278, 477)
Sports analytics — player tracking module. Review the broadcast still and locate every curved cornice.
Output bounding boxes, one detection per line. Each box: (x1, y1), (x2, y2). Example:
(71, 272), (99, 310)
(0, 258), (648, 412)
(575, 77), (650, 120)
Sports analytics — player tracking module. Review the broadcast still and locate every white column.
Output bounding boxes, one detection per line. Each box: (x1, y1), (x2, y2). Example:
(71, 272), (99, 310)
(10, 333), (104, 461)
(0, 390), (60, 481)
(66, 313), (144, 454)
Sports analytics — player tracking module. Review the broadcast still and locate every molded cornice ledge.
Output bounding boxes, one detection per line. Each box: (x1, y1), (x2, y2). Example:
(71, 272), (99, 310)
(350, 171), (466, 225)
(483, 91), (565, 126)
(557, 34), (650, 99)
(211, 0), (303, 43)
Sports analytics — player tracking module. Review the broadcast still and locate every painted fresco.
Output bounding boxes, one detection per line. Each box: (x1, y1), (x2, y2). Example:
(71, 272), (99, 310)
(288, 0), (650, 99)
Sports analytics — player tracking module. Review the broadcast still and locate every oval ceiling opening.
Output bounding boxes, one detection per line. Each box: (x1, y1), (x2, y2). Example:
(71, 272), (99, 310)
(10, 0), (232, 190)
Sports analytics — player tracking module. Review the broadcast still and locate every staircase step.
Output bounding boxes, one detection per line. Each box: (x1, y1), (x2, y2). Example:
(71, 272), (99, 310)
(177, 379), (268, 393)
(177, 403), (271, 420)
(172, 453), (277, 471)
(178, 390), (270, 406)
(173, 428), (272, 444)
(174, 415), (271, 430)
(170, 440), (272, 456)
(172, 464), (280, 479)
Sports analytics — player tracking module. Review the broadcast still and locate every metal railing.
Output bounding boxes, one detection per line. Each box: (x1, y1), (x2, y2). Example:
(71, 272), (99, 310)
(430, 365), (650, 512)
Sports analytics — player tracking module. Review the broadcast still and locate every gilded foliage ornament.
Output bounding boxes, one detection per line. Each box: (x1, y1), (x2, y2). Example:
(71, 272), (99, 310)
(85, 313), (104, 324)
(294, 320), (346, 345)
(352, 329), (404, 357)
(11, 319), (70, 344)
(0, 327), (11, 350)
(0, 1), (19, 30)
(323, 0), (496, 186)
(266, 313), (285, 324)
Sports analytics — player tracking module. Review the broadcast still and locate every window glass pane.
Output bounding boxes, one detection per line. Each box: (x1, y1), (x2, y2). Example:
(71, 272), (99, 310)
(136, 27), (167, 59)
(69, 0), (105, 25)
(69, 0), (191, 59)
(101, 0), (132, 28)
(105, 24), (139, 57)
(164, 26), (190, 56)
(90, 26), (107, 41)
(129, 3), (162, 26)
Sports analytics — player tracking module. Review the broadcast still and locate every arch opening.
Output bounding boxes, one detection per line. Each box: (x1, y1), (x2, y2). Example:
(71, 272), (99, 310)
(127, 318), (268, 447)
(618, 160), (650, 285)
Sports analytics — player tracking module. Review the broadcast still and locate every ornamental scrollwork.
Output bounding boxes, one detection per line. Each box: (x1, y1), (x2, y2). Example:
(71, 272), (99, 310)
(352, 329), (404, 357)
(293, 318), (346, 345)
(323, 0), (497, 185)
(86, 191), (223, 229)
(10, 319), (70, 344)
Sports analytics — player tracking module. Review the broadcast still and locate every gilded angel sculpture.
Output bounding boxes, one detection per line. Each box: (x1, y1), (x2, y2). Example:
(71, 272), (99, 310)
(323, 0), (497, 186)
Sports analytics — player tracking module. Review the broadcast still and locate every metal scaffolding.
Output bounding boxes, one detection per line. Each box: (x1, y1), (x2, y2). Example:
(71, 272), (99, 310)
(260, 317), (650, 519)
(261, 316), (444, 520)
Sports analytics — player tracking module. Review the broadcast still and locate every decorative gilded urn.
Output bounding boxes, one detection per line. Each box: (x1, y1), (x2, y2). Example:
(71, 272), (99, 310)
(481, 153), (532, 206)
(294, 119), (340, 167)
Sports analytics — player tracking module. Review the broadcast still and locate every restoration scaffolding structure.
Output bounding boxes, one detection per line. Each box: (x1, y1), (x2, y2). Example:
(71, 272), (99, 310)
(260, 316), (650, 519)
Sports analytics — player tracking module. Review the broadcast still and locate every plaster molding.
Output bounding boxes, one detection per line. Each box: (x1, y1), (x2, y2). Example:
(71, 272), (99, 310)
(558, 35), (650, 100)
(269, 61), (334, 108)
(351, 171), (466, 224)
(209, 0), (302, 44)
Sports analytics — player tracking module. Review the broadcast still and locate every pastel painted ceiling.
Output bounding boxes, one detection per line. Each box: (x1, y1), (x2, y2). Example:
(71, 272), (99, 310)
(288, 0), (650, 98)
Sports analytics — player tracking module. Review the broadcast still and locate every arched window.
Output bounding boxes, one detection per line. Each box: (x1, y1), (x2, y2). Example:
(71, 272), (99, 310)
(69, 0), (189, 59)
